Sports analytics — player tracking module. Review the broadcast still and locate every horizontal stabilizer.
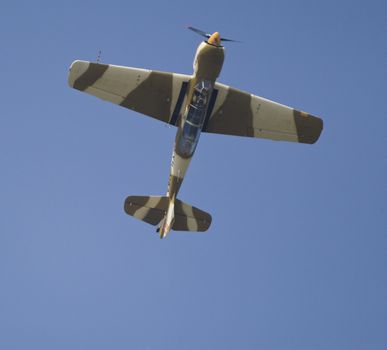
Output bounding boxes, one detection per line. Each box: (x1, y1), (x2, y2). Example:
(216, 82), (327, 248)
(124, 196), (211, 232)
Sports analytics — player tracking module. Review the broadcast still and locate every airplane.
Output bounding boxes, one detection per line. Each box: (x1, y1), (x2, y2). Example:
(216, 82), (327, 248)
(68, 27), (323, 239)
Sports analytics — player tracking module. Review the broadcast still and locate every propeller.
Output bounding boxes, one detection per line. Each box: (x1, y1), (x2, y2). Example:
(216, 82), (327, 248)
(187, 26), (241, 43)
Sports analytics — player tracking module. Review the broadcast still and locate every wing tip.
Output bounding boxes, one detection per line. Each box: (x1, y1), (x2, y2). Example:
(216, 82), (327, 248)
(68, 60), (89, 88)
(293, 110), (324, 144)
(67, 60), (109, 91)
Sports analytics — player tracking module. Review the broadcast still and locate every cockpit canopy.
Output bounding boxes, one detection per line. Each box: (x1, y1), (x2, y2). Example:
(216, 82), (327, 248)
(187, 80), (212, 126)
(176, 80), (213, 158)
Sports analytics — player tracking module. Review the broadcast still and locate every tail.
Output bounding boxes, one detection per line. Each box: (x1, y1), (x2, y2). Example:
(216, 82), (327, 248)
(124, 195), (212, 237)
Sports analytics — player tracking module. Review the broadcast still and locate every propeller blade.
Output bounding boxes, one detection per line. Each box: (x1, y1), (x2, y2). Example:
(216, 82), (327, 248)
(187, 26), (242, 44)
(187, 26), (210, 38)
(221, 37), (242, 43)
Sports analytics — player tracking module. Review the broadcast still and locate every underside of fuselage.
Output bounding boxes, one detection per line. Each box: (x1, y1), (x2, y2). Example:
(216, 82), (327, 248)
(157, 40), (224, 237)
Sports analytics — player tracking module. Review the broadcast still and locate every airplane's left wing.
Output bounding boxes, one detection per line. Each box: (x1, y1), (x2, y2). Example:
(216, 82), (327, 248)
(202, 82), (323, 144)
(68, 60), (191, 125)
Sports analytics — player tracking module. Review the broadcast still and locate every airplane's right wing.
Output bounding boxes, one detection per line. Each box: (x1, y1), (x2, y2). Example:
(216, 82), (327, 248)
(68, 60), (191, 126)
(202, 82), (323, 144)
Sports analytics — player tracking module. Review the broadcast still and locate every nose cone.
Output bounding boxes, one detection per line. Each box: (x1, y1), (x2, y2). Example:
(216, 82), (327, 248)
(207, 32), (221, 46)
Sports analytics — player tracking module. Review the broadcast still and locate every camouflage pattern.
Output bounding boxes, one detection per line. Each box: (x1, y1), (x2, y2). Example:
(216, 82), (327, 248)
(68, 61), (191, 125)
(68, 31), (323, 238)
(124, 196), (211, 232)
(206, 83), (323, 143)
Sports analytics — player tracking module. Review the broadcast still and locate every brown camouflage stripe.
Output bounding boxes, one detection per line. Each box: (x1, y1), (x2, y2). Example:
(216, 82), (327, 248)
(120, 70), (173, 121)
(124, 196), (211, 231)
(204, 85), (323, 143)
(69, 35), (323, 236)
(174, 199), (211, 231)
(124, 196), (167, 226)
(70, 61), (188, 125)
(73, 63), (109, 91)
(173, 214), (210, 231)
(206, 87), (254, 137)
(293, 110), (323, 144)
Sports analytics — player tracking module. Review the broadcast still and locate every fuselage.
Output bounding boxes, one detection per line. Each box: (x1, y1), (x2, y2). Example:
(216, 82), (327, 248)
(158, 36), (225, 238)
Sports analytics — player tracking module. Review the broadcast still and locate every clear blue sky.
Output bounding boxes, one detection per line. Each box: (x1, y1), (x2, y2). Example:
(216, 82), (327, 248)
(1, 0), (386, 349)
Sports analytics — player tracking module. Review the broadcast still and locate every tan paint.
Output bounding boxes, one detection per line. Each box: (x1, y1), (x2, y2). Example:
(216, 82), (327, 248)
(120, 70), (173, 121)
(73, 63), (109, 91)
(69, 61), (190, 125)
(194, 42), (224, 81)
(68, 31), (323, 237)
(207, 87), (254, 137)
(207, 32), (221, 46)
(124, 196), (211, 232)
